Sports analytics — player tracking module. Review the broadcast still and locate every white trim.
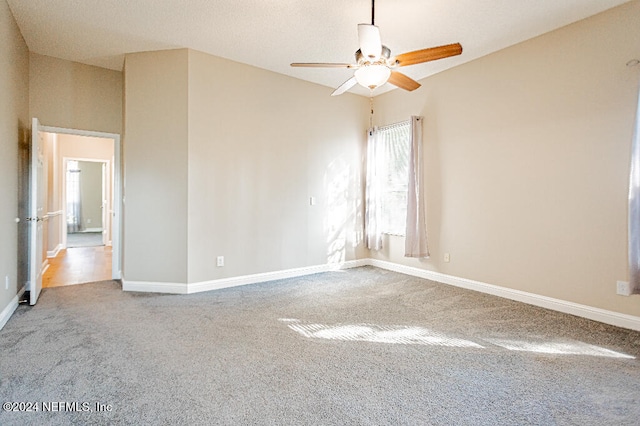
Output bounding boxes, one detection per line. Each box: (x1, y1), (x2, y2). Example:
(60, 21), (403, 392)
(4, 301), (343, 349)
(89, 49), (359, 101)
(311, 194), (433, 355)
(40, 125), (116, 140)
(47, 243), (63, 258)
(0, 294), (18, 331)
(0, 286), (25, 331)
(367, 258), (640, 332)
(46, 211), (63, 258)
(122, 280), (188, 294)
(120, 257), (640, 332)
(122, 260), (367, 295)
(188, 260), (365, 294)
(82, 228), (103, 233)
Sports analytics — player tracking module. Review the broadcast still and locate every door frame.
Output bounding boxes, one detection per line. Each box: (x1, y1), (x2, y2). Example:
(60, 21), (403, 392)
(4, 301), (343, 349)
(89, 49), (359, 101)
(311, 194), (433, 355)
(40, 125), (123, 280)
(62, 157), (112, 248)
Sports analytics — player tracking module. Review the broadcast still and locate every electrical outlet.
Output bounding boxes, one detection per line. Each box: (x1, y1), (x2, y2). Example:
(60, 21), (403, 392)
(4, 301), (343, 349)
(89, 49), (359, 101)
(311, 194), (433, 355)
(444, 253), (450, 263)
(616, 281), (632, 296)
(217, 256), (224, 267)
(5, 276), (8, 290)
(309, 197), (316, 206)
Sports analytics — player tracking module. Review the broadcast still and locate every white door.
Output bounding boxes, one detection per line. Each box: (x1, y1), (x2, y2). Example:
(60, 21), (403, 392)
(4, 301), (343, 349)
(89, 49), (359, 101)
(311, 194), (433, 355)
(28, 118), (46, 305)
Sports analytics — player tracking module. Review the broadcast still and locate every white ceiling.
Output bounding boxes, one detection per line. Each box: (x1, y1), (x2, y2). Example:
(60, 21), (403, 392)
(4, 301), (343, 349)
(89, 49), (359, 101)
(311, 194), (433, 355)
(6, 0), (633, 96)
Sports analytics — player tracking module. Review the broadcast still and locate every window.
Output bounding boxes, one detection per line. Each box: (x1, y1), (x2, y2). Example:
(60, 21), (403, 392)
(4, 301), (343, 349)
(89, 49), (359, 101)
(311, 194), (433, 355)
(374, 121), (411, 236)
(66, 160), (82, 233)
(366, 117), (428, 256)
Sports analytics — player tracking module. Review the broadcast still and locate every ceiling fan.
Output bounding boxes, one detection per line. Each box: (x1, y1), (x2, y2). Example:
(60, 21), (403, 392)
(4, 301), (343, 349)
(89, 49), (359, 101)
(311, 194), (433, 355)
(291, 0), (462, 96)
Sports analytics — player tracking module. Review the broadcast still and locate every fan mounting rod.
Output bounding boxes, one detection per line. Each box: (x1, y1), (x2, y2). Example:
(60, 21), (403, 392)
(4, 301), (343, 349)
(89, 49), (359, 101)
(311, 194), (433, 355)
(371, 0), (375, 25)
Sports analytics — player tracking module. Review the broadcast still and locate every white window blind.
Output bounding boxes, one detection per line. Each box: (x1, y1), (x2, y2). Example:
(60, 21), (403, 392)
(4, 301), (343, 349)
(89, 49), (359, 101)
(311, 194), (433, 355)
(376, 121), (411, 236)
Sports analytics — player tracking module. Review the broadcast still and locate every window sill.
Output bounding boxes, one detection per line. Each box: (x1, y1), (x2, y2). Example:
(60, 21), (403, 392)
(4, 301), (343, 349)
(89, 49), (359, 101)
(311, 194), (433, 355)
(382, 232), (406, 237)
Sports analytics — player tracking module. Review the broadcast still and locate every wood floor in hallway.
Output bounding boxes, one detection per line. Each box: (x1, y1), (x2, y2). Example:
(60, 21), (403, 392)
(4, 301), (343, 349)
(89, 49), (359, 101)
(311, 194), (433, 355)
(43, 246), (112, 288)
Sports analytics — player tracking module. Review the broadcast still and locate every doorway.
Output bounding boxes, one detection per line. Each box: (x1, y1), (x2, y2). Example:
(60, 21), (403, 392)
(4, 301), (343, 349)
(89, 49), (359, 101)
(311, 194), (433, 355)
(34, 125), (121, 292)
(64, 159), (110, 249)
(43, 155), (114, 288)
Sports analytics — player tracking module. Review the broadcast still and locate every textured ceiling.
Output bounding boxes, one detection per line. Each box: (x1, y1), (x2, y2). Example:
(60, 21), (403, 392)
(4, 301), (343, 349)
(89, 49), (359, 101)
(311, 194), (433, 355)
(6, 0), (633, 96)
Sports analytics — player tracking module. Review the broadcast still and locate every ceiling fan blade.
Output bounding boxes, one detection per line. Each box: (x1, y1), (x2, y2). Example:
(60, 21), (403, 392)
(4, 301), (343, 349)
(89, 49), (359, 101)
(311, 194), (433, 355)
(388, 71), (421, 91)
(331, 77), (357, 96)
(393, 43), (463, 67)
(291, 62), (355, 68)
(358, 24), (382, 61)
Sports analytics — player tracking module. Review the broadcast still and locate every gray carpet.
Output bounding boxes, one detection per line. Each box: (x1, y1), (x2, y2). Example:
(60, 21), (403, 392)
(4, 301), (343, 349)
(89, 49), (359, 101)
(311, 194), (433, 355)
(66, 232), (103, 248)
(1, 266), (639, 425)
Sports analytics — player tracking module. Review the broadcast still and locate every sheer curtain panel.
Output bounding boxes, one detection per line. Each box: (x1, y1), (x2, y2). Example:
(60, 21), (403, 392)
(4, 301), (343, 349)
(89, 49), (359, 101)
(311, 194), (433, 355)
(365, 128), (383, 250)
(405, 116), (429, 258)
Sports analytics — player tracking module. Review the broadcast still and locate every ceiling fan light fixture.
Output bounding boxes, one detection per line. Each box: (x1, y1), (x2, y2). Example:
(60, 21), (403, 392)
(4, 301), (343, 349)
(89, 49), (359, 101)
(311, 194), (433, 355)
(354, 64), (391, 89)
(290, 0), (461, 96)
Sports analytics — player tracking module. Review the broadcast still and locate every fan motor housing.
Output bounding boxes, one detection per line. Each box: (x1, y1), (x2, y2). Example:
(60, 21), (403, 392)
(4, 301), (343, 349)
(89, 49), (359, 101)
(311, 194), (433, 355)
(355, 46), (391, 65)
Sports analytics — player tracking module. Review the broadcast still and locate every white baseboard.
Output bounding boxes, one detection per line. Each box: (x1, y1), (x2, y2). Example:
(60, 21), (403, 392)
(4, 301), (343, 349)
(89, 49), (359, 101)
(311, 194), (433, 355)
(47, 244), (63, 258)
(122, 280), (188, 294)
(188, 260), (365, 294)
(0, 296), (18, 331)
(82, 228), (103, 233)
(122, 259), (367, 295)
(367, 258), (640, 332)
(0, 285), (25, 331)
(121, 257), (640, 332)
(41, 259), (50, 276)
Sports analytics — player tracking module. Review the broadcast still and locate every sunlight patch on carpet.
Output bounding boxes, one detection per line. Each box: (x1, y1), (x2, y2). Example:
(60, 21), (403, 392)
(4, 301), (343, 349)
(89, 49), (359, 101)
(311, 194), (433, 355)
(485, 338), (635, 359)
(280, 319), (484, 348)
(280, 319), (636, 359)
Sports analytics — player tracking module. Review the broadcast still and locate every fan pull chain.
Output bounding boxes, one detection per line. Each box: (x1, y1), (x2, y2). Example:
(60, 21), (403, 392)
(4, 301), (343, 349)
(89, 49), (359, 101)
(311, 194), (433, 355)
(369, 91), (374, 128)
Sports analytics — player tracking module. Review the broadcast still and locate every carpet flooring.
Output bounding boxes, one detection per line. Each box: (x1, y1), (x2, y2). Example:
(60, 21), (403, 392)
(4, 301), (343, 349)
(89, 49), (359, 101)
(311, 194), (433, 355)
(1, 266), (639, 425)
(66, 232), (103, 248)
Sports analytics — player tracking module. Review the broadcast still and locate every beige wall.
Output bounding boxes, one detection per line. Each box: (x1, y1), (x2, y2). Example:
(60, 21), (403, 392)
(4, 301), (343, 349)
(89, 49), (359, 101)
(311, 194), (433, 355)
(186, 50), (368, 283)
(77, 161), (104, 231)
(0, 0), (29, 315)
(372, 0), (640, 316)
(58, 134), (115, 161)
(29, 53), (122, 134)
(123, 49), (189, 283)
(123, 48), (368, 285)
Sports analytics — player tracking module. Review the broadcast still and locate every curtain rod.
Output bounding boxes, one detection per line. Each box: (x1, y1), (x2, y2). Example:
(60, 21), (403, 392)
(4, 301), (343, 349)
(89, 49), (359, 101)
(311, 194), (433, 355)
(377, 119), (410, 131)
